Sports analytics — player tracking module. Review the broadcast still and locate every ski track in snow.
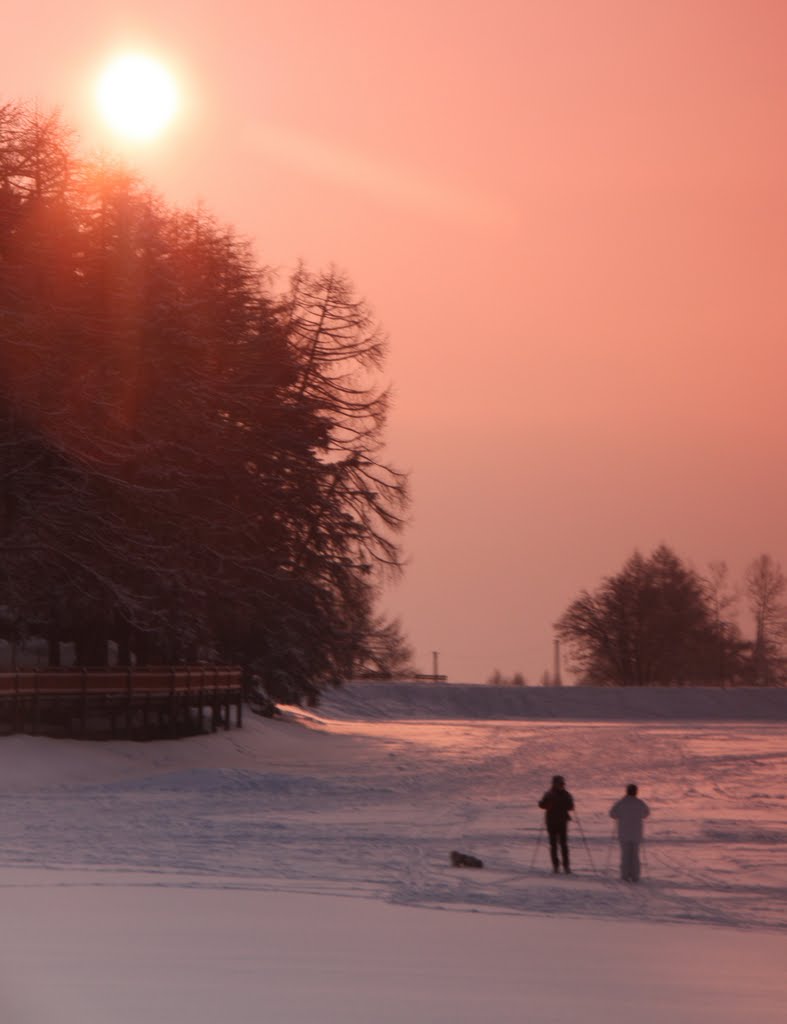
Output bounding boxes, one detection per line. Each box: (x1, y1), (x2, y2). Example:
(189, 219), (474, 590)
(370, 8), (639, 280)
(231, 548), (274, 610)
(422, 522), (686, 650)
(0, 684), (785, 932)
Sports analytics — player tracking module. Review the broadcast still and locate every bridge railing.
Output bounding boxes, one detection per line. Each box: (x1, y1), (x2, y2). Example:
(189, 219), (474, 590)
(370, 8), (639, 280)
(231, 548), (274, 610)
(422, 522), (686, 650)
(0, 667), (242, 694)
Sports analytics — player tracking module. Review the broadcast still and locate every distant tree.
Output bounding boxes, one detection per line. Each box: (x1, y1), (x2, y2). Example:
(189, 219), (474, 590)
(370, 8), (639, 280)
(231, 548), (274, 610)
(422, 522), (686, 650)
(368, 615), (416, 679)
(702, 561), (745, 685)
(744, 555), (787, 685)
(704, 561), (738, 627)
(486, 669), (526, 686)
(301, 572), (417, 684)
(555, 546), (744, 686)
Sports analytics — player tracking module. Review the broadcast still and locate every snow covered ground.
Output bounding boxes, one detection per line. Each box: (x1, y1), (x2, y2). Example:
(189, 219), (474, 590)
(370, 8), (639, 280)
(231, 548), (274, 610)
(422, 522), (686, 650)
(1, 683), (785, 1022)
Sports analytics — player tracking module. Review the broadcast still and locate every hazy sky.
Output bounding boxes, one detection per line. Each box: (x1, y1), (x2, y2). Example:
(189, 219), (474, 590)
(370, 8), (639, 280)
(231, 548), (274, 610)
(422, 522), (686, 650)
(6, 1), (787, 681)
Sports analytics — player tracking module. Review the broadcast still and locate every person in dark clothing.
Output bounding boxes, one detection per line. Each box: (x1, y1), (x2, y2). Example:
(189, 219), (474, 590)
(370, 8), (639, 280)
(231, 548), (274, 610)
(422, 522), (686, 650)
(538, 774), (575, 873)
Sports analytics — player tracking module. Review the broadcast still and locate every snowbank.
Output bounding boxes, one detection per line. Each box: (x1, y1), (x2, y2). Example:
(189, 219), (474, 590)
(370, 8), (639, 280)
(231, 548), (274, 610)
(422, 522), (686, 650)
(321, 681), (787, 720)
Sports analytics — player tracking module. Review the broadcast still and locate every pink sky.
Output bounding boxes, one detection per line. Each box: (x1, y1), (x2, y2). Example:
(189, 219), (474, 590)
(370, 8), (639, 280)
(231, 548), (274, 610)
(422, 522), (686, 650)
(6, 1), (787, 681)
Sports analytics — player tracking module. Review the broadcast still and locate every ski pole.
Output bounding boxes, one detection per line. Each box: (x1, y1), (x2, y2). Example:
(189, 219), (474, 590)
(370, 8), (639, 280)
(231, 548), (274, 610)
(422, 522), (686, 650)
(604, 823), (616, 873)
(573, 811), (596, 873)
(529, 824), (544, 869)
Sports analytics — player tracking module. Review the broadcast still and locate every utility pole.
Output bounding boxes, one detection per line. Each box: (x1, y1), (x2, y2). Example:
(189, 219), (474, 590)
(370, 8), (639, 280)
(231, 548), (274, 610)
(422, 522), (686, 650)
(433, 651), (439, 680)
(553, 638), (562, 687)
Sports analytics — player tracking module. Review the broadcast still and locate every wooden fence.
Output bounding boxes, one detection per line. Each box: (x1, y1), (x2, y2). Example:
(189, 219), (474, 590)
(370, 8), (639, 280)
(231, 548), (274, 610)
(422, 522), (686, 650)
(0, 667), (243, 740)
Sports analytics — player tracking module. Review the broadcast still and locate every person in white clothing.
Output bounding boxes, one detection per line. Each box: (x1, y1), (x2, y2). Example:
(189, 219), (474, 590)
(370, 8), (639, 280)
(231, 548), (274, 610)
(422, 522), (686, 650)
(609, 783), (650, 882)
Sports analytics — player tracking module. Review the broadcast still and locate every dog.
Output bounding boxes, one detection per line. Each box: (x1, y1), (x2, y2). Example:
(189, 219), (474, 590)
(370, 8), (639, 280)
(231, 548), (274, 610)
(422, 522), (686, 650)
(450, 850), (484, 868)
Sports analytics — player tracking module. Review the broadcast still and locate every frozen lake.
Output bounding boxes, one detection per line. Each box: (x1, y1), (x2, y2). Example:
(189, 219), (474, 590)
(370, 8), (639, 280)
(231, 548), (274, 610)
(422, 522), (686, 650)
(0, 683), (784, 1021)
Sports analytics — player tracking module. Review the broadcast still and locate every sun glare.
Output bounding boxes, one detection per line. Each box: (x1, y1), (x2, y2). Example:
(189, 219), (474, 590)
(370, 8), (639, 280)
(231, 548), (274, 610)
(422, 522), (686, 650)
(96, 53), (179, 142)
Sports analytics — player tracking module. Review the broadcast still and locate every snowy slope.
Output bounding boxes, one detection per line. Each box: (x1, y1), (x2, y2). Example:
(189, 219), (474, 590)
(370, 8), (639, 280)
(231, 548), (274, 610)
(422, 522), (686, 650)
(320, 680), (787, 720)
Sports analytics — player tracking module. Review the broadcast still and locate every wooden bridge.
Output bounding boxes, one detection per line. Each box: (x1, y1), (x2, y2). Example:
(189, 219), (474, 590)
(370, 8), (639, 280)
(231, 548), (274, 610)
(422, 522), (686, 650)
(0, 667), (243, 740)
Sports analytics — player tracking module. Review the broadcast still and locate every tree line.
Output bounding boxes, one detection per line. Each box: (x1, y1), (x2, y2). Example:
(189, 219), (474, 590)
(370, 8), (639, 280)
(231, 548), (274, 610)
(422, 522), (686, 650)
(556, 546), (787, 686)
(0, 103), (411, 703)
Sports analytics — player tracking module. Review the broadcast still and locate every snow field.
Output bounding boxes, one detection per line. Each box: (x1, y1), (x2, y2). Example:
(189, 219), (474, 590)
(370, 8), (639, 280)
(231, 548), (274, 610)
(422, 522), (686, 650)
(0, 683), (784, 1022)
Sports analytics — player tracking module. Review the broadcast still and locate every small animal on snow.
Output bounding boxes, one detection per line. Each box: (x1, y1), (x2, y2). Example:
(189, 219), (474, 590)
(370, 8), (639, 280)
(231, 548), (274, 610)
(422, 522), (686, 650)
(450, 850), (483, 868)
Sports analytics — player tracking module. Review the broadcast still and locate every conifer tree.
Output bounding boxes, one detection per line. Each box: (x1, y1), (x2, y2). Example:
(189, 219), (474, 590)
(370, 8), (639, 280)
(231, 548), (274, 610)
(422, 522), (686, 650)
(0, 104), (408, 700)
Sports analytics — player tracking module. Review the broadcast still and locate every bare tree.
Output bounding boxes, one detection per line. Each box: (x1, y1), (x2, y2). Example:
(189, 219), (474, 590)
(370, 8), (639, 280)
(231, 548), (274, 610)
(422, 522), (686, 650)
(703, 561), (743, 684)
(744, 555), (787, 685)
(487, 670), (526, 686)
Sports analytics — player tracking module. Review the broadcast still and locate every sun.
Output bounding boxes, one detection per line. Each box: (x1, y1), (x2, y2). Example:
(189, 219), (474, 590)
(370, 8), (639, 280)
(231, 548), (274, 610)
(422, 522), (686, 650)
(96, 53), (179, 142)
